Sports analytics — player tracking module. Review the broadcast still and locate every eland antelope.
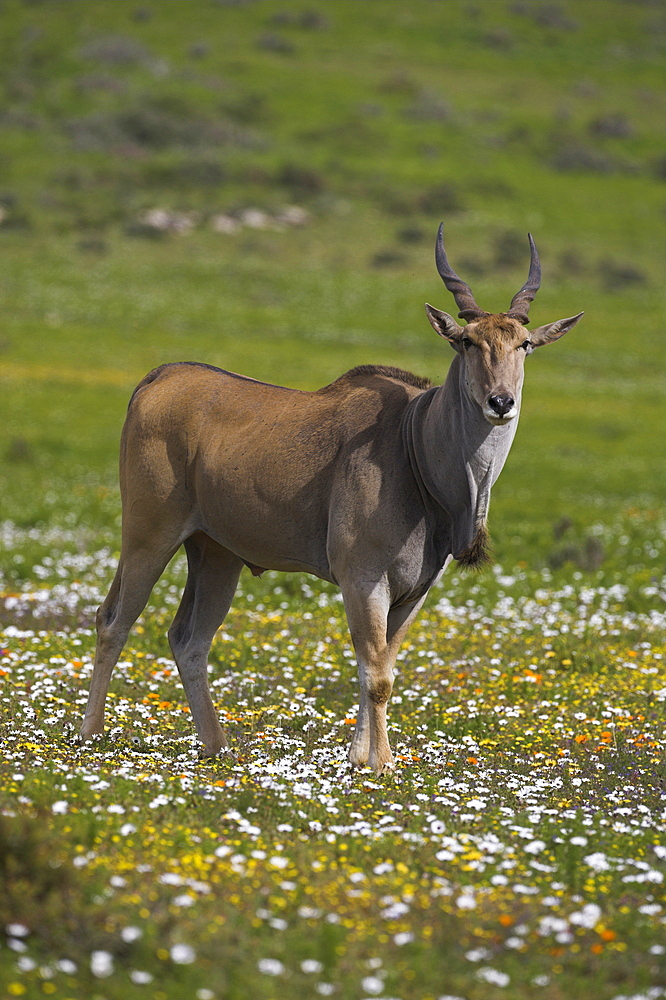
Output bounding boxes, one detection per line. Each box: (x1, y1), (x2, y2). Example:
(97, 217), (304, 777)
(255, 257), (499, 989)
(80, 224), (583, 772)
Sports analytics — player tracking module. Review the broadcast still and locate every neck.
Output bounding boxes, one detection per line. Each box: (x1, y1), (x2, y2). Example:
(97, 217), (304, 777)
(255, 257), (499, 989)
(405, 355), (519, 559)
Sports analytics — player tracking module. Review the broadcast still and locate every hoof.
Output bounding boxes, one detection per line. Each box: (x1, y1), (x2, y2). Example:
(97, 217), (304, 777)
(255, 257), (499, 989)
(348, 746), (369, 768)
(198, 742), (231, 760)
(79, 723), (103, 741)
(369, 754), (396, 776)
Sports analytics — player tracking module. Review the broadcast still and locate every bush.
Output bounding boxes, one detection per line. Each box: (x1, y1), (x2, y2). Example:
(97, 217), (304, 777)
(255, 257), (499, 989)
(78, 34), (152, 67)
(493, 229), (527, 268)
(598, 259), (647, 292)
(403, 90), (452, 123)
(548, 141), (617, 174)
(256, 33), (295, 55)
(588, 114), (634, 139)
(277, 163), (326, 197)
(417, 181), (465, 215)
(66, 101), (260, 154)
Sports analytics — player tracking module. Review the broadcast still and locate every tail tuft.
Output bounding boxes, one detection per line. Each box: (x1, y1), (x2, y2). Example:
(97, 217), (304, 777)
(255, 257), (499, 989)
(456, 523), (493, 570)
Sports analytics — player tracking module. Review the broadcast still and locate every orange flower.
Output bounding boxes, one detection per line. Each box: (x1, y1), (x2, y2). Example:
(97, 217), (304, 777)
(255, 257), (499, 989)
(575, 734), (589, 744)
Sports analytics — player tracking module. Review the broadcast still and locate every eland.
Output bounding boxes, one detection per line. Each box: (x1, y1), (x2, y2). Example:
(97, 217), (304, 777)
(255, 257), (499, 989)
(80, 224), (583, 772)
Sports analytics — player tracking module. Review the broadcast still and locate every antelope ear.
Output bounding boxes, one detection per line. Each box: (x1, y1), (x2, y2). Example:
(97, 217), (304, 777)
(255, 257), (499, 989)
(530, 311), (584, 347)
(425, 304), (463, 343)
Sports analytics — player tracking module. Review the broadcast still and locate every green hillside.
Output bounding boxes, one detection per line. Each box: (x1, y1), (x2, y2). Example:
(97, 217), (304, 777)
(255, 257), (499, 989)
(0, 0), (664, 558)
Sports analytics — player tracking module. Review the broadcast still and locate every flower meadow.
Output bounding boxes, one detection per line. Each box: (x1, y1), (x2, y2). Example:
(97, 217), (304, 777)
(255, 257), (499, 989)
(0, 513), (664, 1000)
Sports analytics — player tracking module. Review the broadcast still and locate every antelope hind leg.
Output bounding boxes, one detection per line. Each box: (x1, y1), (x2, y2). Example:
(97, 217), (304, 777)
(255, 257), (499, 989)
(80, 543), (178, 740)
(168, 532), (243, 757)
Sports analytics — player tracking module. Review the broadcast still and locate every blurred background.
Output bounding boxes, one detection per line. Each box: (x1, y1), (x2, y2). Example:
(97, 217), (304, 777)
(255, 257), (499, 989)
(0, 0), (664, 566)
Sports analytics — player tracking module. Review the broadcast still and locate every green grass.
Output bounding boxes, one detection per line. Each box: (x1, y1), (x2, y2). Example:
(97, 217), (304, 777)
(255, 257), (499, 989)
(1, 529), (664, 1000)
(0, 1), (664, 998)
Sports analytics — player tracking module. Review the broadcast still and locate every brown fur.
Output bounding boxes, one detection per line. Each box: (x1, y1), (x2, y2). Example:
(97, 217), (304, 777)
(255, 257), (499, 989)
(80, 230), (581, 776)
(467, 314), (524, 347)
(332, 365), (432, 392)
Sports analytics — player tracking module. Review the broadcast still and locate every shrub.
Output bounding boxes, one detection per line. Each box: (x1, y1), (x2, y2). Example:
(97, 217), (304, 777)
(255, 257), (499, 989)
(493, 229), (527, 268)
(268, 9), (330, 30)
(396, 225), (426, 245)
(66, 102), (260, 154)
(78, 34), (152, 67)
(652, 155), (666, 180)
(598, 259), (647, 292)
(370, 249), (408, 268)
(277, 163), (326, 197)
(256, 33), (295, 55)
(548, 141), (617, 174)
(588, 114), (634, 139)
(403, 90), (452, 123)
(417, 182), (465, 215)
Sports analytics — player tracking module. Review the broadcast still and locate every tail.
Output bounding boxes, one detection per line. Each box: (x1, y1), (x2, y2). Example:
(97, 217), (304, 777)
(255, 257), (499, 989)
(455, 522), (493, 570)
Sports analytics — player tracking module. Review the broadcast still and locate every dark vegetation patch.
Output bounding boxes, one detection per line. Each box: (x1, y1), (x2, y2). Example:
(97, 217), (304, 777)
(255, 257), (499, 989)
(416, 182), (465, 217)
(276, 162), (327, 198)
(403, 90), (452, 123)
(510, 2), (579, 32)
(493, 229), (528, 269)
(0, 815), (95, 950)
(588, 113), (635, 139)
(0, 193), (31, 230)
(370, 249), (408, 268)
(395, 225), (426, 245)
(5, 437), (34, 463)
(143, 158), (227, 189)
(78, 34), (153, 67)
(547, 139), (624, 175)
(256, 32), (295, 56)
(598, 259), (648, 293)
(549, 518), (606, 571)
(65, 99), (263, 154)
(73, 73), (127, 95)
(267, 9), (331, 31)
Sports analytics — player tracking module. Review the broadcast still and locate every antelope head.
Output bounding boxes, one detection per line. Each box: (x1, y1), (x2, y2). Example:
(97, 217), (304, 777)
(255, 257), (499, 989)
(425, 224), (583, 426)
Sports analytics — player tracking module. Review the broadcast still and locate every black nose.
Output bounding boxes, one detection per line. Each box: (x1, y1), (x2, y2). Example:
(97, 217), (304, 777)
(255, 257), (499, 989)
(488, 394), (515, 417)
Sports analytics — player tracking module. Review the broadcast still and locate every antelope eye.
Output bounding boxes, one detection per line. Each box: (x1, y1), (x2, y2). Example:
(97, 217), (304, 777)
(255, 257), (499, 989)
(462, 337), (473, 350)
(520, 340), (531, 351)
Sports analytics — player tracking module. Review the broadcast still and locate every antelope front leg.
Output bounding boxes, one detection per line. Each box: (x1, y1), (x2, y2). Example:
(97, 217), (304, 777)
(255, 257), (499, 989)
(355, 653), (395, 773)
(347, 592), (429, 772)
(342, 583), (395, 774)
(349, 686), (371, 767)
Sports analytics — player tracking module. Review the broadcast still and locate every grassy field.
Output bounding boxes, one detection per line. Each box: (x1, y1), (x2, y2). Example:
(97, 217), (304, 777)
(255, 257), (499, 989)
(0, 1), (665, 998)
